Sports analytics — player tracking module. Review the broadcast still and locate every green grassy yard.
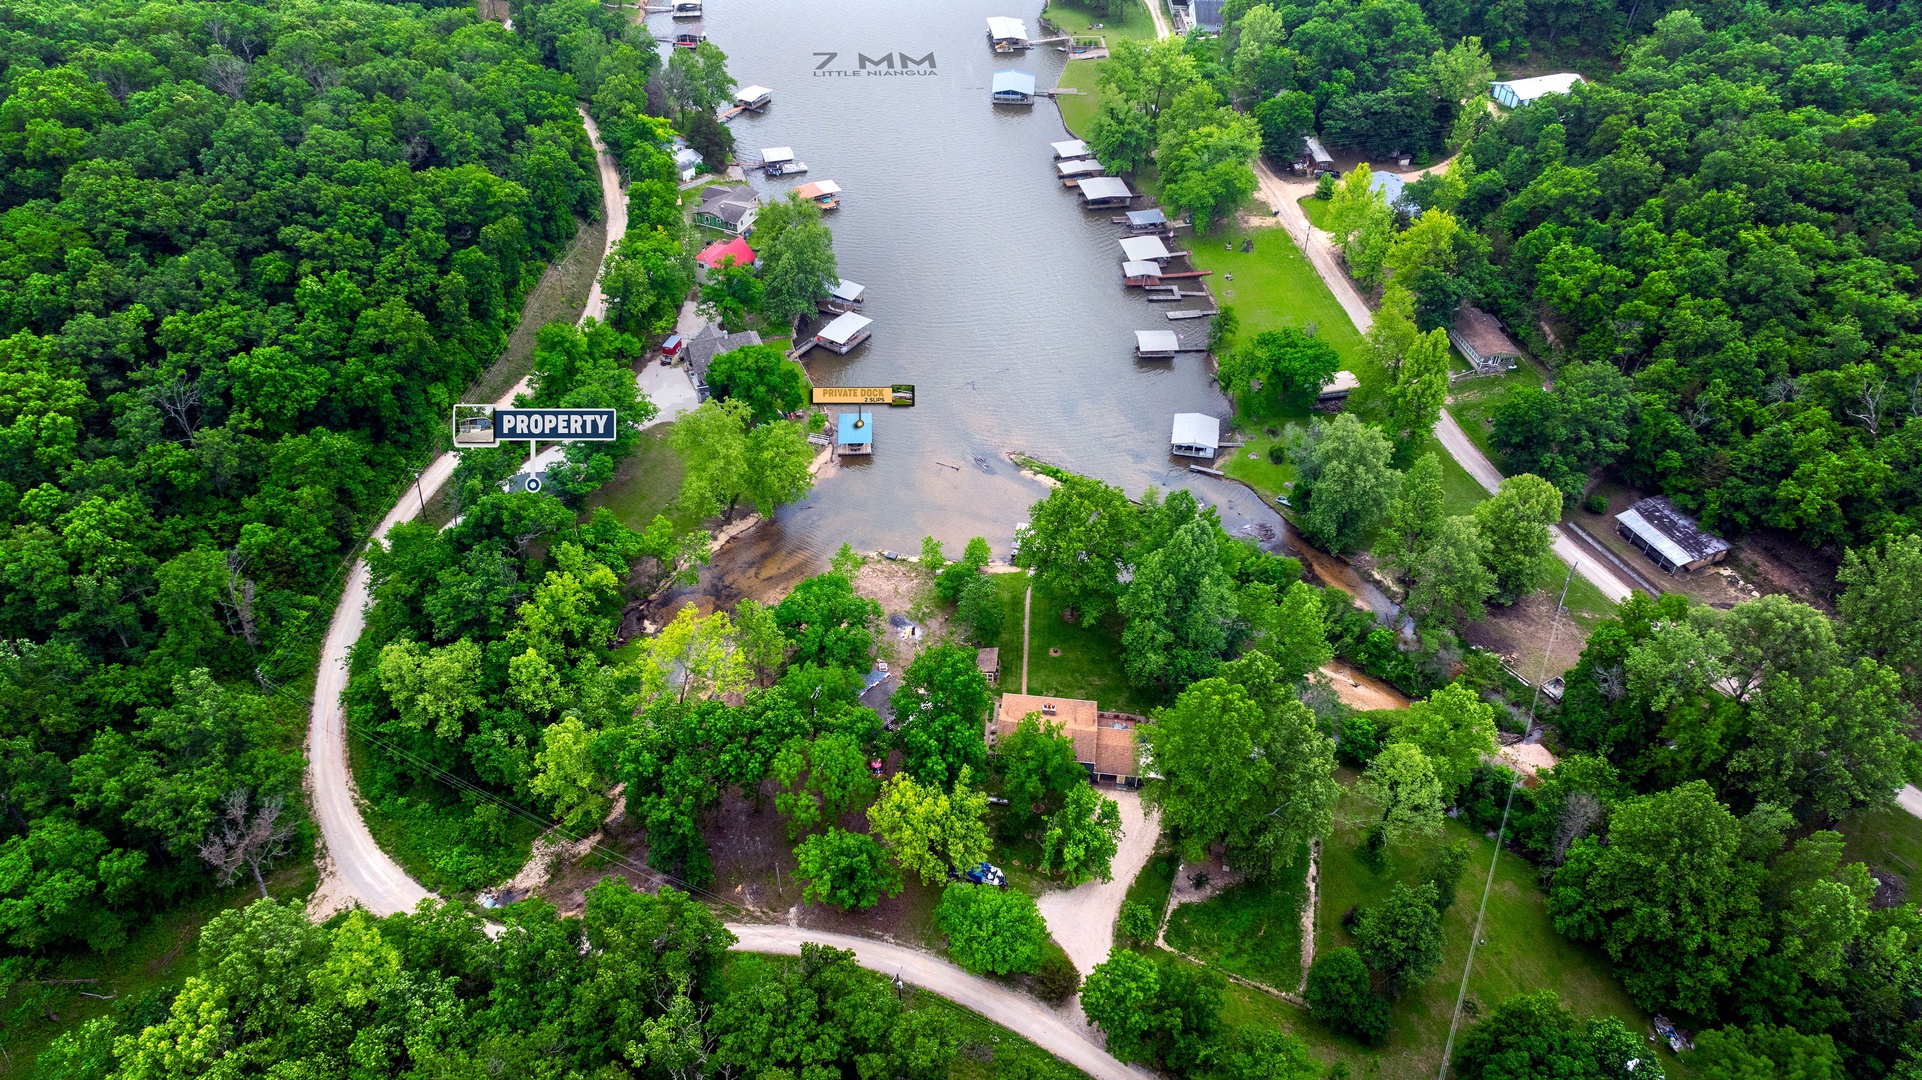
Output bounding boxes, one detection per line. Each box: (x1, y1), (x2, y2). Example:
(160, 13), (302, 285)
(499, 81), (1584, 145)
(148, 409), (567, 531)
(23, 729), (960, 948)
(1221, 436), (1298, 503)
(988, 573), (1159, 715)
(1299, 194), (1334, 230)
(1444, 367), (1545, 475)
(1045, 0), (1157, 137)
(1164, 847), (1312, 992)
(1840, 802), (1922, 895)
(584, 424), (701, 534)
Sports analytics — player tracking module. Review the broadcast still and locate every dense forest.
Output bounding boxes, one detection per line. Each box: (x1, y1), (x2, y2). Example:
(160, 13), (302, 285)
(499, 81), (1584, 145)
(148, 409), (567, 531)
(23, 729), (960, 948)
(0, 0), (602, 970)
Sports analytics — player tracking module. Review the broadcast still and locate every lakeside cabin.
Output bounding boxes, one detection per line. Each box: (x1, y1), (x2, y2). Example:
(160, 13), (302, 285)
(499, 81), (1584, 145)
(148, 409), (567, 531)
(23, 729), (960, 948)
(1616, 495), (1731, 574)
(1135, 330), (1180, 359)
(987, 16), (1030, 52)
(1491, 73), (1585, 108)
(1119, 234), (1177, 263)
(759, 147), (807, 177)
(694, 235), (756, 275)
(1076, 176), (1134, 209)
(1170, 413), (1221, 459)
(672, 145), (703, 182)
(672, 21), (704, 47)
(990, 694), (1144, 788)
(1056, 158), (1106, 184)
(821, 278), (865, 314)
(1051, 139), (1090, 160)
(815, 311), (873, 354)
(671, 0), (702, 17)
(694, 186), (759, 235)
(1448, 303), (1524, 374)
(836, 411), (874, 457)
(991, 70), (1037, 106)
(734, 85), (773, 112)
(795, 179), (842, 210)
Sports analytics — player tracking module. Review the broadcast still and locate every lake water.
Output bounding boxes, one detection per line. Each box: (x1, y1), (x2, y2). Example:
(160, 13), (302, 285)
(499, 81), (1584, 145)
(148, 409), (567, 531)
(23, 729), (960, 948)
(641, 0), (1295, 605)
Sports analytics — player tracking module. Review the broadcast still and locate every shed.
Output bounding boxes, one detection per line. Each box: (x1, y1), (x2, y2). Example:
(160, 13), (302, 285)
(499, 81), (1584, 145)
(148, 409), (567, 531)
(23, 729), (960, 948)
(1119, 234), (1174, 262)
(990, 694), (1144, 787)
(986, 16), (1030, 50)
(1318, 369), (1360, 400)
(1170, 413), (1220, 458)
(1303, 136), (1335, 173)
(1056, 158), (1106, 180)
(835, 411), (874, 456)
(695, 235), (756, 271)
(1491, 73), (1585, 108)
(1051, 139), (1090, 160)
(991, 70), (1037, 105)
(672, 146), (704, 181)
(976, 648), (1000, 685)
(1135, 330), (1180, 359)
(815, 311), (873, 354)
(1076, 176), (1134, 208)
(795, 179), (842, 209)
(1615, 496), (1730, 574)
(1121, 260), (1163, 285)
(1125, 208), (1168, 230)
(1447, 304), (1523, 373)
(734, 85), (773, 110)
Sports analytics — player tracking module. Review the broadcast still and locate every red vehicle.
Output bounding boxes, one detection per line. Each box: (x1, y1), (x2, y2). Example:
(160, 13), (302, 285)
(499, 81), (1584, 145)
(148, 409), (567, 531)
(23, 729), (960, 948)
(868, 758), (885, 778)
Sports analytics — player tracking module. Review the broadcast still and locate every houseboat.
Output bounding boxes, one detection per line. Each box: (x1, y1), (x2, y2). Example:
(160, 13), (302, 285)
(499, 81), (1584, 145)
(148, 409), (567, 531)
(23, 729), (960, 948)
(733, 85), (773, 111)
(1135, 330), (1180, 359)
(1051, 139), (1091, 160)
(1075, 176), (1134, 209)
(821, 279), (865, 313)
(986, 16), (1030, 52)
(991, 70), (1037, 106)
(1170, 413), (1221, 459)
(672, 0), (702, 18)
(836, 411), (874, 457)
(672, 22), (704, 47)
(759, 147), (808, 177)
(1056, 158), (1106, 184)
(795, 179), (842, 210)
(815, 311), (873, 354)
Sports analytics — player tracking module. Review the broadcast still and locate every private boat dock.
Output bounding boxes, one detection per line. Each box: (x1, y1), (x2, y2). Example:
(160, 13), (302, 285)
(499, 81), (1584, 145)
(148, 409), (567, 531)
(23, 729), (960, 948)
(992, 71), (1038, 106)
(813, 311), (873, 354)
(756, 146), (807, 177)
(836, 411), (874, 457)
(1076, 176), (1135, 209)
(987, 16), (1031, 52)
(719, 85), (772, 122)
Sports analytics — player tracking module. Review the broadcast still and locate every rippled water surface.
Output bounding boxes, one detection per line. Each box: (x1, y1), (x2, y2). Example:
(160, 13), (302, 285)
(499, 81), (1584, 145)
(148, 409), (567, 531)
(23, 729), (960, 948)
(642, 0), (1293, 599)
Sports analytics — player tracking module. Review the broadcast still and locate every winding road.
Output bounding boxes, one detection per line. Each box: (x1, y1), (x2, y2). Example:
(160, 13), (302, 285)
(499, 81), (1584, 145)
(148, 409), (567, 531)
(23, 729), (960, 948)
(301, 97), (1141, 1078)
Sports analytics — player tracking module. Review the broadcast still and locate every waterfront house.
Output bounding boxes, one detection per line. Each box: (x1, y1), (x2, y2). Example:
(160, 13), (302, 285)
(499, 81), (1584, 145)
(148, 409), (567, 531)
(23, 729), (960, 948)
(1119, 234), (1175, 263)
(986, 16), (1030, 52)
(1170, 413), (1220, 458)
(1056, 158), (1106, 183)
(694, 235), (757, 274)
(991, 70), (1037, 106)
(672, 145), (704, 181)
(795, 179), (841, 210)
(815, 311), (873, 354)
(1491, 73), (1585, 108)
(694, 186), (759, 235)
(734, 84), (773, 111)
(836, 411), (874, 456)
(1616, 496), (1731, 574)
(990, 694), (1144, 788)
(1076, 176), (1134, 208)
(1052, 139), (1090, 160)
(682, 326), (763, 399)
(1135, 330), (1180, 359)
(821, 278), (865, 314)
(1447, 304), (1523, 374)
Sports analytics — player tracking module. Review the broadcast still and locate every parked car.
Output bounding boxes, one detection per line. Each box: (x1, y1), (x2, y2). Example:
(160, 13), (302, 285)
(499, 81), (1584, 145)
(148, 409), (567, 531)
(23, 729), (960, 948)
(948, 861), (1007, 888)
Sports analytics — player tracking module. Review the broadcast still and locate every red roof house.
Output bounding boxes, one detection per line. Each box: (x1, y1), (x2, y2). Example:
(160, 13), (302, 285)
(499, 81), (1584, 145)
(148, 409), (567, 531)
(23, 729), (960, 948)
(696, 236), (756, 270)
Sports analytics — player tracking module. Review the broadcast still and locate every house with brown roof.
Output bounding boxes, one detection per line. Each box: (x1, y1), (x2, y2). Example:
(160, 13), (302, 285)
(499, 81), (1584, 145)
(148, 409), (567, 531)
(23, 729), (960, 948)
(990, 693), (1144, 788)
(976, 648), (1000, 685)
(1448, 303), (1523, 373)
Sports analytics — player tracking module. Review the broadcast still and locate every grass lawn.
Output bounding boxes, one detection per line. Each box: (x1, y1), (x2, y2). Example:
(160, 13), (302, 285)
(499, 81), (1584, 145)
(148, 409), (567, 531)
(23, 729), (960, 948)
(1840, 802), (1922, 896)
(1164, 846), (1311, 992)
(1121, 844), (1180, 941)
(1220, 435), (1298, 503)
(584, 424), (701, 535)
(1046, 0), (1158, 137)
(988, 573), (1159, 715)
(1444, 366), (1545, 475)
(1299, 194), (1334, 230)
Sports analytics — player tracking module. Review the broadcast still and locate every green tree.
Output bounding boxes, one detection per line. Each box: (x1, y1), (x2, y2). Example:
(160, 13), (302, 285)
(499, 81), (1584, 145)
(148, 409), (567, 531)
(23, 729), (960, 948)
(1120, 516), (1238, 691)
(1119, 900), (1159, 946)
(705, 344), (809, 424)
(794, 827), (900, 911)
(1253, 90), (1315, 160)
(1473, 474), (1563, 603)
(935, 883), (1047, 975)
(1299, 414), (1399, 553)
(1691, 1024), (1844, 1080)
(772, 732), (877, 838)
(532, 716), (611, 832)
(992, 713), (1087, 834)
(1017, 474), (1139, 625)
(1244, 579), (1333, 684)
(697, 258), (762, 332)
(1219, 326), (1343, 407)
(1387, 326), (1450, 447)
(1836, 533), (1922, 707)
(1427, 840), (1473, 911)
(601, 226), (693, 336)
(1403, 514), (1495, 632)
(954, 573), (1004, 645)
(1733, 659), (1911, 822)
(1305, 946), (1390, 1044)
(1452, 990), (1666, 1080)
(866, 770), (991, 885)
(1358, 742), (1445, 847)
(1081, 950), (1225, 1073)
(754, 192), (839, 327)
(774, 572), (880, 668)
(633, 603), (750, 704)
(672, 397), (751, 520)
(1041, 783), (1123, 885)
(1353, 881), (1444, 990)
(742, 418), (816, 515)
(1390, 683), (1498, 801)
(1489, 362), (1635, 502)
(891, 643), (991, 788)
(1378, 451), (1446, 562)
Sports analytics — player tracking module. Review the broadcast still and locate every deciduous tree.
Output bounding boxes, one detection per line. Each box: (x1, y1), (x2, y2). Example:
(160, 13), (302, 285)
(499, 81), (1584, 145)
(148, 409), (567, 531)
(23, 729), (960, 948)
(935, 883), (1047, 975)
(794, 827), (900, 911)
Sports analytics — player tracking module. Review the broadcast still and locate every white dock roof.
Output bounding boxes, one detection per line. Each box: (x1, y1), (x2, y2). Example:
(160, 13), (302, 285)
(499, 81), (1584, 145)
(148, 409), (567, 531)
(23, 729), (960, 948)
(1077, 176), (1133, 201)
(992, 71), (1037, 95)
(1119, 235), (1174, 262)
(1171, 413), (1221, 450)
(829, 279), (864, 302)
(735, 85), (773, 104)
(760, 147), (795, 163)
(1052, 139), (1089, 159)
(1136, 330), (1180, 353)
(986, 16), (1029, 40)
(817, 311), (873, 345)
(1122, 260), (1162, 279)
(1056, 158), (1105, 177)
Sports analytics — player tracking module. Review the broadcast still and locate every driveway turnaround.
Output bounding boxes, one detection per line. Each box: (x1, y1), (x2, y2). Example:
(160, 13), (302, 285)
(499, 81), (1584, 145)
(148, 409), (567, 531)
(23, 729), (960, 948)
(1037, 791), (1159, 976)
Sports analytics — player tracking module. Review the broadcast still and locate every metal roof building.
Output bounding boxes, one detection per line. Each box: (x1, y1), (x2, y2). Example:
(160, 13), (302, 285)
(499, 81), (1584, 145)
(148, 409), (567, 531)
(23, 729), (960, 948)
(836, 411), (874, 454)
(1170, 413), (1220, 458)
(815, 311), (873, 354)
(1125, 208), (1167, 228)
(1119, 235), (1174, 262)
(1052, 139), (1090, 160)
(1491, 73), (1585, 108)
(1135, 330), (1180, 358)
(986, 16), (1029, 47)
(1077, 176), (1134, 208)
(1056, 158), (1106, 179)
(1616, 496), (1730, 574)
(734, 85), (773, 109)
(991, 70), (1037, 104)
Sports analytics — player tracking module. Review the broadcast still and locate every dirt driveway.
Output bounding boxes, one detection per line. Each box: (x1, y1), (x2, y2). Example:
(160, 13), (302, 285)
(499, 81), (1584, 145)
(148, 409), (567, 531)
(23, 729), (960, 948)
(1036, 789), (1160, 976)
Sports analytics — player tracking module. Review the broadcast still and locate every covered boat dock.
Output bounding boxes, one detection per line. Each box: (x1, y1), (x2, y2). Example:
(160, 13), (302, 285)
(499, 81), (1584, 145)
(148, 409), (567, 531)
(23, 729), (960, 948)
(1051, 139), (1090, 160)
(815, 311), (873, 354)
(836, 411), (874, 456)
(1076, 176), (1134, 209)
(991, 70), (1037, 106)
(1170, 413), (1221, 459)
(1135, 330), (1180, 359)
(987, 16), (1031, 51)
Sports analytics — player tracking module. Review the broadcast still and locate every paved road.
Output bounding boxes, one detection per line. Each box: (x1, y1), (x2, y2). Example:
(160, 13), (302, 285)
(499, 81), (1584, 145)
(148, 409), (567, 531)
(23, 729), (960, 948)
(727, 925), (1150, 1080)
(1036, 791), (1159, 976)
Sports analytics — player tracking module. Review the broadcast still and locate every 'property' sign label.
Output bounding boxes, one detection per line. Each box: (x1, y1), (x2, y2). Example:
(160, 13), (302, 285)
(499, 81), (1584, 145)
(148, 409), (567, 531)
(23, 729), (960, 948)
(452, 405), (617, 446)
